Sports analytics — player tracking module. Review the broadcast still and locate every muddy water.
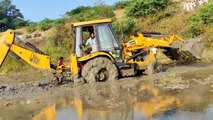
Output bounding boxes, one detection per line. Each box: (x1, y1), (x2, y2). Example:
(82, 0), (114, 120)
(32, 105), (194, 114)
(1, 78), (213, 120)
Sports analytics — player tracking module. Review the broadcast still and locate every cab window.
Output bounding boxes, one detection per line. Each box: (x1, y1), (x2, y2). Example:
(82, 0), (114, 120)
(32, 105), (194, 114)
(97, 24), (119, 51)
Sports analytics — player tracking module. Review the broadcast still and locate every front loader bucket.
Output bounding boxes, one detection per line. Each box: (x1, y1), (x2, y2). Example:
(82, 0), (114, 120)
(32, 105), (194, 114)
(0, 30), (15, 67)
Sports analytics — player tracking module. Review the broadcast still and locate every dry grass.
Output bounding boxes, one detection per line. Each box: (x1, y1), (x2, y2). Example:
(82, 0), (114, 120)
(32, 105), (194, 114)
(114, 9), (125, 21)
(137, 4), (191, 35)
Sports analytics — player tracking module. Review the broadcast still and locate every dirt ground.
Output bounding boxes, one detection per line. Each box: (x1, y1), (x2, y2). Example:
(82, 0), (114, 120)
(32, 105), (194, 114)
(0, 62), (212, 110)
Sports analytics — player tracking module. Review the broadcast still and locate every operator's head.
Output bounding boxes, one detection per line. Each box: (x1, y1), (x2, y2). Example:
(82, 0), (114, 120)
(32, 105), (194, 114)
(90, 32), (95, 39)
(59, 57), (64, 61)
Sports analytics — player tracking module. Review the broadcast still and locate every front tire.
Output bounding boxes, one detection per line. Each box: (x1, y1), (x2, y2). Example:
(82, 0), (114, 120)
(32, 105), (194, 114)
(81, 57), (118, 83)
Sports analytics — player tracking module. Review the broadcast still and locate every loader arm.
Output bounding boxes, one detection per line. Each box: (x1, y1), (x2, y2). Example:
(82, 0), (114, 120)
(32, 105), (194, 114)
(124, 33), (186, 52)
(0, 30), (52, 70)
(162, 34), (186, 44)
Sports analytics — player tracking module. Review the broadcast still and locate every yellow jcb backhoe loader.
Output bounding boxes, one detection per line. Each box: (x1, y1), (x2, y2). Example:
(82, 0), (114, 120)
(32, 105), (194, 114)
(0, 19), (190, 83)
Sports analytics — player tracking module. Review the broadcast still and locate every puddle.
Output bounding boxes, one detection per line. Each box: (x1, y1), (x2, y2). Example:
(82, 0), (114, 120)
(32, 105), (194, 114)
(1, 79), (213, 120)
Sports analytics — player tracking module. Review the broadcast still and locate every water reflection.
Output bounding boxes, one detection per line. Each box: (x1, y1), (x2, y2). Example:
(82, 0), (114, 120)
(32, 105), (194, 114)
(32, 105), (56, 120)
(32, 81), (182, 120)
(135, 83), (181, 119)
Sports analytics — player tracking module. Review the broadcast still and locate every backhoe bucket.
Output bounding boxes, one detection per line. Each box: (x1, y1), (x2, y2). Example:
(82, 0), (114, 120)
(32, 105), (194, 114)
(0, 30), (15, 67)
(163, 47), (197, 64)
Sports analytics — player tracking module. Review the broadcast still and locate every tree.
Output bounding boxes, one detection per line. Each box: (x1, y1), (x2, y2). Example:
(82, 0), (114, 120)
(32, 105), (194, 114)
(0, 0), (25, 30)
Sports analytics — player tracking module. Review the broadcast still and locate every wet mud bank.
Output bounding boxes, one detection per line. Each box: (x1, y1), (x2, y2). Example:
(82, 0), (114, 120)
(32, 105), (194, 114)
(0, 63), (213, 120)
(155, 63), (213, 89)
(0, 63), (212, 110)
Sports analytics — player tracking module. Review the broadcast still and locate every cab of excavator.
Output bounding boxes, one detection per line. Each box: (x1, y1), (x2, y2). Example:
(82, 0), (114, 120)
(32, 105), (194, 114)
(72, 19), (121, 59)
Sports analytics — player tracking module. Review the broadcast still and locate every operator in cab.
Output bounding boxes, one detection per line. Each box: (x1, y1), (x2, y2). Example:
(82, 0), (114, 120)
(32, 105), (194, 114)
(84, 32), (98, 54)
(85, 32), (96, 47)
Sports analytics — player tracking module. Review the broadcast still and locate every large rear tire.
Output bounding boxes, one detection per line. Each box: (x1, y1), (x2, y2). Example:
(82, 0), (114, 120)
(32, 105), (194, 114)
(81, 57), (119, 83)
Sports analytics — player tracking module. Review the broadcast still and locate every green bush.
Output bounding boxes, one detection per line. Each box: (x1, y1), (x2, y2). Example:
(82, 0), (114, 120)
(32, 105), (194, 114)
(126, 0), (168, 18)
(67, 6), (91, 15)
(38, 22), (51, 31)
(53, 18), (66, 27)
(198, 4), (213, 25)
(26, 23), (37, 33)
(67, 4), (114, 21)
(38, 18), (53, 31)
(11, 19), (28, 29)
(114, 0), (130, 9)
(41, 23), (73, 63)
(112, 21), (121, 34)
(188, 14), (203, 36)
(188, 4), (213, 37)
(113, 17), (136, 36)
(123, 17), (136, 34)
(204, 26), (213, 42)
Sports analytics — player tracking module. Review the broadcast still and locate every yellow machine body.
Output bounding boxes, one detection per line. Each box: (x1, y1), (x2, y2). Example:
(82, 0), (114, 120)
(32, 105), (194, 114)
(69, 51), (115, 75)
(122, 33), (186, 69)
(70, 54), (78, 75)
(72, 19), (112, 27)
(77, 52), (115, 62)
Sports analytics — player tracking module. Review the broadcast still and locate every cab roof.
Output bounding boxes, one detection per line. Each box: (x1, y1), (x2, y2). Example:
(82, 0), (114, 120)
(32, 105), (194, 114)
(72, 19), (112, 27)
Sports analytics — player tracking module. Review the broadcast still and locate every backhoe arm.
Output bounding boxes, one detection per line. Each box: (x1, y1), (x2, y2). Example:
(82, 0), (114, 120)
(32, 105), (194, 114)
(0, 30), (52, 70)
(0, 30), (14, 66)
(10, 44), (51, 70)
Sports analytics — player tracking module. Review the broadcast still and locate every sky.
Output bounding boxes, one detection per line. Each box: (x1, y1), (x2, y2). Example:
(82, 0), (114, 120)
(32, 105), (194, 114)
(12, 0), (121, 22)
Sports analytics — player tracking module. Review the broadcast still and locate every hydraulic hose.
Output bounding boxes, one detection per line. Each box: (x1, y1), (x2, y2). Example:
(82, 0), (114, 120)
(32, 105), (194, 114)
(126, 50), (149, 62)
(15, 35), (45, 55)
